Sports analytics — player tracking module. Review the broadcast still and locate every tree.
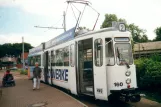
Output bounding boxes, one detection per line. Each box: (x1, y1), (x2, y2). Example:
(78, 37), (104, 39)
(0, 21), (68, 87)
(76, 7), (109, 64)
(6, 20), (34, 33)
(101, 14), (148, 43)
(128, 23), (148, 43)
(101, 14), (118, 28)
(154, 27), (161, 41)
(0, 43), (33, 58)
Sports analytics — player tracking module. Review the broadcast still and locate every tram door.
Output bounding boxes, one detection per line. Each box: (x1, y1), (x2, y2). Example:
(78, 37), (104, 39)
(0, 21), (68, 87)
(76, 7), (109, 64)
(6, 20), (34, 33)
(78, 38), (94, 95)
(44, 51), (49, 84)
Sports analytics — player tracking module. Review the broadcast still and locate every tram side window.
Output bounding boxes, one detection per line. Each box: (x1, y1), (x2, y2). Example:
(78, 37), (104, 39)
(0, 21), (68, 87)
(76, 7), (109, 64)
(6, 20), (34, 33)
(70, 44), (75, 67)
(51, 51), (55, 66)
(94, 38), (103, 66)
(56, 49), (63, 66)
(37, 55), (41, 66)
(28, 57), (31, 66)
(48, 52), (51, 66)
(64, 46), (69, 66)
(105, 38), (114, 66)
(31, 57), (34, 66)
(43, 53), (45, 67)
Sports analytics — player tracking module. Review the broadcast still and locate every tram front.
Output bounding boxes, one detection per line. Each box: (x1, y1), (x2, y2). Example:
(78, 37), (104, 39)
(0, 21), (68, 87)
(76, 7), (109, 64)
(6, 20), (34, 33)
(106, 24), (141, 102)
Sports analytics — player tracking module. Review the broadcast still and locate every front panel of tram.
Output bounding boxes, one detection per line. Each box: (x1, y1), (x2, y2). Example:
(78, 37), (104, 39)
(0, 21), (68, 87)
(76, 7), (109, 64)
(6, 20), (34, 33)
(106, 36), (140, 102)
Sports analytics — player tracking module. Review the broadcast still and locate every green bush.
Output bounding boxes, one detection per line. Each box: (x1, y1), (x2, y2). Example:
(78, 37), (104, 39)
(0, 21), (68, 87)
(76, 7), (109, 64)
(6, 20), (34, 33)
(135, 54), (161, 91)
(20, 69), (28, 75)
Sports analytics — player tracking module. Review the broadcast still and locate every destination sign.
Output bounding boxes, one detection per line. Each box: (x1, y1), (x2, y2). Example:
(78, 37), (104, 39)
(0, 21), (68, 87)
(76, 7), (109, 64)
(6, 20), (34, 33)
(45, 27), (75, 49)
(114, 37), (129, 42)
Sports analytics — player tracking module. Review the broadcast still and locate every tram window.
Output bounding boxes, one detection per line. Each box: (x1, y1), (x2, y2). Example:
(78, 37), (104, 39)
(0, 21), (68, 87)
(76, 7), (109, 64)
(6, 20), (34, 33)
(64, 46), (69, 66)
(32, 57), (35, 66)
(51, 51), (55, 66)
(37, 55), (41, 66)
(105, 38), (114, 66)
(70, 44), (75, 67)
(115, 43), (133, 65)
(56, 49), (63, 66)
(48, 52), (51, 66)
(94, 38), (103, 66)
(43, 53), (45, 66)
(32, 56), (35, 66)
(28, 57), (31, 66)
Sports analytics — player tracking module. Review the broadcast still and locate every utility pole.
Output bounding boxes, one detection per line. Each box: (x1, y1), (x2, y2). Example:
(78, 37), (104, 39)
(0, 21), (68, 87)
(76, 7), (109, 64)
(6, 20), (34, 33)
(22, 37), (25, 71)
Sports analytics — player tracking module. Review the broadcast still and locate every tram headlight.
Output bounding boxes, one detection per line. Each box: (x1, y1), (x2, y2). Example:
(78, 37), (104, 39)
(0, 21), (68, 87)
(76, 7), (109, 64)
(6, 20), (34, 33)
(125, 71), (131, 76)
(126, 78), (131, 84)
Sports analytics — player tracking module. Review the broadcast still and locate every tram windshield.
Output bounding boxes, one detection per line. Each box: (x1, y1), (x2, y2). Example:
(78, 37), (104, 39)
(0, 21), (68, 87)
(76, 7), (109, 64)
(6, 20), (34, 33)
(115, 43), (133, 65)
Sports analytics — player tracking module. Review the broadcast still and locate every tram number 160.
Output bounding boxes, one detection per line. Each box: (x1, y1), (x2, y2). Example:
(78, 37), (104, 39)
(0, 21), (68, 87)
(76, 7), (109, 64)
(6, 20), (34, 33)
(114, 82), (123, 87)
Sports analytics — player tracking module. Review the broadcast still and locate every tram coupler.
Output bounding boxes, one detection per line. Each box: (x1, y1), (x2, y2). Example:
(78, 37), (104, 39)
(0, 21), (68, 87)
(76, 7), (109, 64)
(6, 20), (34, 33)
(110, 88), (141, 102)
(120, 93), (141, 102)
(120, 88), (141, 102)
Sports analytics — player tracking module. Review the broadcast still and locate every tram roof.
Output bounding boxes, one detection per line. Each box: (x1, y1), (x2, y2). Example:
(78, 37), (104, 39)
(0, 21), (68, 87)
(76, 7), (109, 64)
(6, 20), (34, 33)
(29, 44), (43, 55)
(28, 24), (130, 55)
(75, 27), (129, 38)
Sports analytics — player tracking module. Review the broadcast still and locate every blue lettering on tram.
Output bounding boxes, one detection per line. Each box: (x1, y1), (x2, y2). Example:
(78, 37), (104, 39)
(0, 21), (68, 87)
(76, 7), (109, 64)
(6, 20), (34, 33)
(52, 69), (68, 82)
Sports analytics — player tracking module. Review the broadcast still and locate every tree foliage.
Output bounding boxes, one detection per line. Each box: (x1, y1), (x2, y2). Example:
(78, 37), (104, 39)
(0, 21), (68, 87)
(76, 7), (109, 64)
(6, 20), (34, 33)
(101, 14), (149, 43)
(154, 27), (161, 41)
(0, 43), (33, 58)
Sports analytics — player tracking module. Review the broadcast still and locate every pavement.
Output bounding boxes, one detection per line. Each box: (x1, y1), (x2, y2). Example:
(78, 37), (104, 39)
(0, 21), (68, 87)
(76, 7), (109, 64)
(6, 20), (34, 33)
(0, 70), (161, 107)
(0, 71), (87, 107)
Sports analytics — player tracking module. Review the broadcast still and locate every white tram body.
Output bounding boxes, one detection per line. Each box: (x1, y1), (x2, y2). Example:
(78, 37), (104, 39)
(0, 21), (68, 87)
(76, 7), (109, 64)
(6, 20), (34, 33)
(28, 23), (140, 102)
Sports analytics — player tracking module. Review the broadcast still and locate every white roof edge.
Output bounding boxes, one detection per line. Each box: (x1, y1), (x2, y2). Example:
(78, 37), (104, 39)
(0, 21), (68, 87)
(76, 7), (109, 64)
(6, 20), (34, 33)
(75, 27), (130, 38)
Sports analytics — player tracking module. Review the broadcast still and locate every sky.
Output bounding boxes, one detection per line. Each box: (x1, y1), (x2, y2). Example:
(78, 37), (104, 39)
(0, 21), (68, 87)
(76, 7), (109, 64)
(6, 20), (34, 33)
(0, 0), (161, 47)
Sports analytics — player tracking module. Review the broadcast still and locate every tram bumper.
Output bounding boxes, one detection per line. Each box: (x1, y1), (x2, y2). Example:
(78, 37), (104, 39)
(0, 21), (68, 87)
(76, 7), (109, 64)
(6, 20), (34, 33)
(110, 88), (141, 102)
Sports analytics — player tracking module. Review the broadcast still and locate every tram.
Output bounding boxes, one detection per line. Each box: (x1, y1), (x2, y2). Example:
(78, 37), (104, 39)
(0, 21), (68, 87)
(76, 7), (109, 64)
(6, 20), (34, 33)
(28, 22), (140, 102)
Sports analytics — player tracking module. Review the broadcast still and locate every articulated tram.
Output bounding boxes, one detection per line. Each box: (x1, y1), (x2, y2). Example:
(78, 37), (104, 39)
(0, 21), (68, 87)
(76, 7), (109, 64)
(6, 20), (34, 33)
(28, 22), (140, 102)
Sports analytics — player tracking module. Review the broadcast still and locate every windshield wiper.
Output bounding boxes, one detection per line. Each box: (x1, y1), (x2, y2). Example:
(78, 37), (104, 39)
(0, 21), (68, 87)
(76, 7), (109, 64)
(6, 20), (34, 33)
(117, 47), (121, 61)
(125, 61), (130, 68)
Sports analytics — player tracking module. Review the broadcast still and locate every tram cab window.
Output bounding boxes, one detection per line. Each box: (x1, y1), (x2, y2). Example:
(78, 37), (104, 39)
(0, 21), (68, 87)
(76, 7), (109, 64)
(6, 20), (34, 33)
(105, 38), (114, 66)
(94, 38), (103, 66)
(64, 46), (69, 66)
(115, 43), (133, 65)
(70, 44), (75, 67)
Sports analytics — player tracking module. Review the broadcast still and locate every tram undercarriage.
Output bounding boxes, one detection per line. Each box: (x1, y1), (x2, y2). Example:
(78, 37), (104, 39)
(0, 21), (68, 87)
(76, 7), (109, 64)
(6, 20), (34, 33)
(109, 88), (141, 103)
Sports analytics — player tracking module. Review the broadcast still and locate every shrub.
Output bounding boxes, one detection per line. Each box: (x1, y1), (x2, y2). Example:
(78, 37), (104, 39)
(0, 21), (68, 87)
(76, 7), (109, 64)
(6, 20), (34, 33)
(135, 54), (161, 91)
(20, 69), (28, 75)
(135, 55), (161, 77)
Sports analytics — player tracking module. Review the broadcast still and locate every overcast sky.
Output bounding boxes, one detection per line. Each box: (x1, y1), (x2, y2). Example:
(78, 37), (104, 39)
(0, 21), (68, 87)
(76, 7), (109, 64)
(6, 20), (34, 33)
(0, 0), (161, 47)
